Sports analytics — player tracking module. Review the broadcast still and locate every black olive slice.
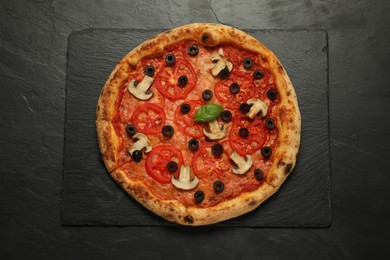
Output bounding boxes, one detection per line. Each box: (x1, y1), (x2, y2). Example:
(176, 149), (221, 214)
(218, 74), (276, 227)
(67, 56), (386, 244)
(267, 89), (278, 101)
(132, 150), (142, 162)
(165, 54), (175, 65)
(188, 139), (199, 151)
(253, 69), (264, 79)
(126, 124), (137, 136)
(265, 118), (275, 129)
(213, 180), (224, 193)
(254, 168), (264, 180)
(229, 83), (240, 94)
(261, 146), (272, 158)
(167, 161), (178, 173)
(194, 190), (205, 203)
(239, 103), (252, 113)
(145, 65), (155, 77)
(188, 45), (199, 55)
(180, 103), (191, 114)
(178, 75), (188, 87)
(218, 67), (230, 79)
(202, 89), (213, 101)
(243, 58), (254, 69)
(220, 110), (232, 122)
(211, 143), (223, 156)
(239, 128), (249, 138)
(162, 125), (174, 137)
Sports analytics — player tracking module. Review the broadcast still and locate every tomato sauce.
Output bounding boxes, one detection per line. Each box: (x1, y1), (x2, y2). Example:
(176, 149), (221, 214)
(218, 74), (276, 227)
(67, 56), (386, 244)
(113, 40), (279, 207)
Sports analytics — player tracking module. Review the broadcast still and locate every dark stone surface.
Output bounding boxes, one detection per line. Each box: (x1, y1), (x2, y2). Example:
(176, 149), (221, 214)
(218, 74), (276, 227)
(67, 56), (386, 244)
(1, 0), (389, 258)
(62, 29), (330, 227)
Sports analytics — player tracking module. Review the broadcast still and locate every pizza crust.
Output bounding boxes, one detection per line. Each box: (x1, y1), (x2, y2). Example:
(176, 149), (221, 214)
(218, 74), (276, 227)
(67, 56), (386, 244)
(96, 120), (121, 172)
(96, 23), (301, 225)
(111, 165), (278, 226)
(96, 60), (130, 121)
(264, 58), (301, 187)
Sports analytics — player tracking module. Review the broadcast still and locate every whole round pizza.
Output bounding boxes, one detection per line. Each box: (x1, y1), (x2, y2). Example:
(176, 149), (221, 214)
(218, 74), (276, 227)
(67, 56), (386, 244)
(96, 23), (301, 226)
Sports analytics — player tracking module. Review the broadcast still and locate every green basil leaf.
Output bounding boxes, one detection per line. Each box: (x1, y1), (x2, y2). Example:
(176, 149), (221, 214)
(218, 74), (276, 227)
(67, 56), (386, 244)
(194, 104), (223, 122)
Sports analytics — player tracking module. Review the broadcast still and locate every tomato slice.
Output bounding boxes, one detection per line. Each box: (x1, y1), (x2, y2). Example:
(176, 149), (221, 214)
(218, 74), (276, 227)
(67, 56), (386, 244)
(154, 59), (197, 100)
(146, 144), (184, 184)
(229, 114), (266, 156)
(192, 143), (231, 178)
(131, 103), (166, 135)
(173, 100), (205, 138)
(214, 71), (255, 110)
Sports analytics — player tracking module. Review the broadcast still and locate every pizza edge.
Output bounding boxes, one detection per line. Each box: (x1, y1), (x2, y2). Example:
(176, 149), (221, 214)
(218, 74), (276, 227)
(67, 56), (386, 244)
(265, 54), (301, 187)
(110, 167), (278, 226)
(96, 119), (121, 172)
(95, 23), (301, 225)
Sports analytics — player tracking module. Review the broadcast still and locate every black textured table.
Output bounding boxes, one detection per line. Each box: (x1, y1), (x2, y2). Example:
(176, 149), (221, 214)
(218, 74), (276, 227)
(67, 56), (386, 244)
(1, 0), (390, 259)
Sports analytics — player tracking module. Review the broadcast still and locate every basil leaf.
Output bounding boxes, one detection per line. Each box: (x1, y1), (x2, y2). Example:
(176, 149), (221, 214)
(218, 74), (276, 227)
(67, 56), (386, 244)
(194, 104), (223, 122)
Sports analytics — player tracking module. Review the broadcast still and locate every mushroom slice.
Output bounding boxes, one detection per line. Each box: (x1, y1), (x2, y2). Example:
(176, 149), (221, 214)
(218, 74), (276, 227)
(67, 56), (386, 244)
(171, 165), (199, 190)
(218, 47), (225, 57)
(203, 120), (227, 140)
(127, 75), (154, 100)
(211, 53), (222, 63)
(211, 58), (227, 76)
(246, 98), (268, 119)
(210, 54), (233, 76)
(225, 60), (233, 72)
(128, 133), (152, 154)
(229, 151), (253, 175)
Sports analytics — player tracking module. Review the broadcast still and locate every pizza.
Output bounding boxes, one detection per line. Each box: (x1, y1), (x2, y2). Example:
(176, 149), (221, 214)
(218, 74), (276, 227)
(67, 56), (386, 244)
(96, 23), (301, 226)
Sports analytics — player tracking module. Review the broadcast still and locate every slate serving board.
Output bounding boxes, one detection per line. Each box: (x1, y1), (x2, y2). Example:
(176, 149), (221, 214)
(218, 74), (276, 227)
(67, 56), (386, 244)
(62, 29), (330, 227)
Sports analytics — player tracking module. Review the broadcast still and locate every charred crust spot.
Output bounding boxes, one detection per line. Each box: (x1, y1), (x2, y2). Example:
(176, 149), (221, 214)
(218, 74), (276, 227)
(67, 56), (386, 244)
(202, 33), (210, 41)
(114, 70), (121, 78)
(184, 215), (194, 224)
(186, 29), (190, 33)
(169, 207), (174, 212)
(285, 163), (293, 174)
(140, 41), (158, 52)
(279, 108), (287, 122)
(278, 160), (286, 167)
(133, 185), (144, 195)
(261, 57), (268, 63)
(248, 200), (257, 207)
(133, 185), (152, 201)
(287, 91), (291, 96)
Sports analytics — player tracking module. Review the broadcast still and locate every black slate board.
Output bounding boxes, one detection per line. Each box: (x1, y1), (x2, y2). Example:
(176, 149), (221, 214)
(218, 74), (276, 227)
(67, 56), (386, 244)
(62, 29), (330, 227)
